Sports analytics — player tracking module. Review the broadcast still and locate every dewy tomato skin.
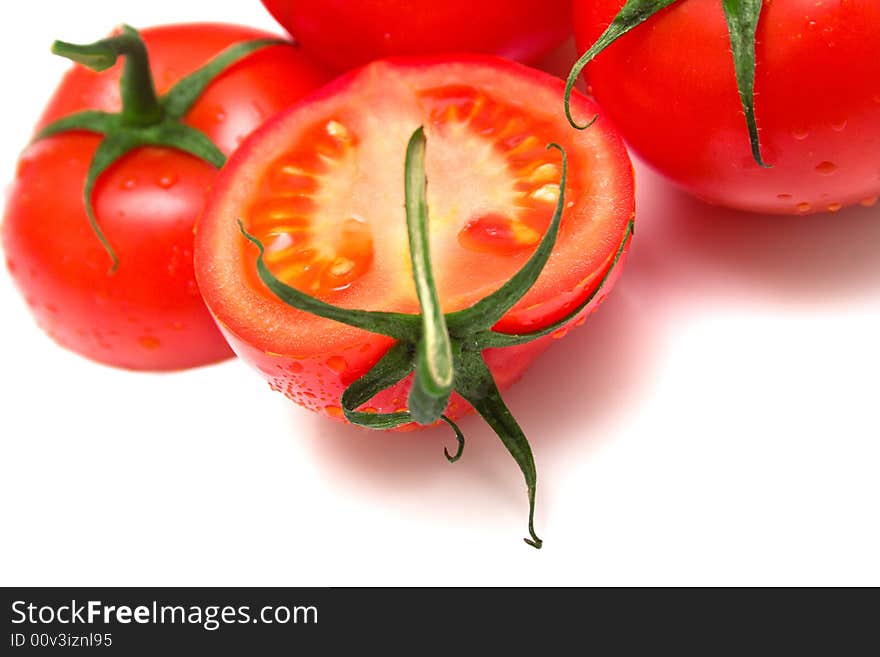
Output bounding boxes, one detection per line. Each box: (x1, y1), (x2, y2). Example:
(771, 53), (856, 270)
(260, 0), (573, 71)
(2, 24), (332, 370)
(573, 0), (880, 214)
(195, 56), (634, 424)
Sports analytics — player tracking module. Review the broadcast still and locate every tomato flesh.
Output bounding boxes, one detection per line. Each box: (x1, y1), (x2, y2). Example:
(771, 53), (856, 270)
(196, 56), (634, 421)
(2, 24), (332, 370)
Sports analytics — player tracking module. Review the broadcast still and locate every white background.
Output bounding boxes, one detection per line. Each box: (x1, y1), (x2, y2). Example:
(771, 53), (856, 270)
(1, 1), (878, 587)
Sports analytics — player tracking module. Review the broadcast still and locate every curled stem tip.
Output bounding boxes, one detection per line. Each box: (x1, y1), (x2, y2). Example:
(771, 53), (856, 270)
(441, 416), (465, 463)
(563, 55), (599, 131)
(563, 0), (678, 130)
(523, 485), (543, 549)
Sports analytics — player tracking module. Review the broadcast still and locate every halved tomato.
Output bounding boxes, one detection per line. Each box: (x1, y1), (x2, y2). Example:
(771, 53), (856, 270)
(195, 56), (634, 422)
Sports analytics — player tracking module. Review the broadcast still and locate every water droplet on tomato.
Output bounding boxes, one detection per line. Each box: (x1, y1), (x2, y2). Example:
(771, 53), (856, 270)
(827, 202), (842, 213)
(575, 316), (587, 327)
(831, 119), (847, 132)
(215, 110), (227, 122)
(796, 202), (812, 214)
(815, 161), (837, 175)
(552, 328), (568, 340)
(157, 173), (178, 189)
(170, 321), (185, 331)
(777, 193), (793, 201)
(324, 405), (344, 418)
(121, 178), (136, 190)
(139, 335), (161, 350)
(860, 196), (878, 207)
(791, 126), (810, 140)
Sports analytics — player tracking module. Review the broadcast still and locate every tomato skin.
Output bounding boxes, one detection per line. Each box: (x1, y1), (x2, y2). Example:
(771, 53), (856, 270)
(260, 0), (573, 71)
(195, 55), (634, 424)
(2, 24), (332, 370)
(573, 0), (880, 214)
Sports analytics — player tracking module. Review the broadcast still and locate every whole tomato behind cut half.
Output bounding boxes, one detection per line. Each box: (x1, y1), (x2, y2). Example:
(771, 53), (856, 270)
(195, 56), (635, 547)
(569, 0), (880, 215)
(260, 0), (573, 71)
(2, 24), (331, 370)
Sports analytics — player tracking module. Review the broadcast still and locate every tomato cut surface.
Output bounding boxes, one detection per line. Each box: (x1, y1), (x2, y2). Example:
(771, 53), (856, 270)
(196, 56), (634, 420)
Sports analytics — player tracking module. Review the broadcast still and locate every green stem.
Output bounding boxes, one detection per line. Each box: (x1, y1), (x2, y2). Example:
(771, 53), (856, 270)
(455, 349), (543, 549)
(476, 219), (634, 348)
(446, 144), (568, 333)
(240, 221), (420, 341)
(243, 129), (635, 548)
(404, 127), (454, 425)
(564, 0), (677, 130)
(53, 25), (163, 127)
(37, 26), (283, 272)
(722, 0), (770, 167)
(441, 416), (466, 463)
(564, 0), (770, 167)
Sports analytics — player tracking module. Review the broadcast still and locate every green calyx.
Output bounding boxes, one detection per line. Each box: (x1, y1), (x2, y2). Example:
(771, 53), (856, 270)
(239, 128), (635, 548)
(564, 0), (770, 168)
(36, 25), (285, 272)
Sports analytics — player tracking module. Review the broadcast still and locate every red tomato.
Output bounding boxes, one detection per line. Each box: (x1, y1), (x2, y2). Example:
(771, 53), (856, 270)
(573, 0), (880, 214)
(3, 24), (331, 370)
(195, 55), (634, 424)
(260, 0), (573, 71)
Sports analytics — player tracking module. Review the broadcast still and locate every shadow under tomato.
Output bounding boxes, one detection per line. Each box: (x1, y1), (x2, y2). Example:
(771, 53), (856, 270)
(630, 163), (880, 310)
(289, 159), (880, 522)
(532, 37), (580, 83)
(297, 268), (657, 517)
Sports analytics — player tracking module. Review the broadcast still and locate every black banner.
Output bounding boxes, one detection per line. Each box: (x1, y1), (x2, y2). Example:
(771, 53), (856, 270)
(1, 587), (873, 652)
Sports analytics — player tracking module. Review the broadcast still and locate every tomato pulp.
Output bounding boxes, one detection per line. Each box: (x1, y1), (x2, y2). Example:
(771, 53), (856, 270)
(260, 0), (573, 71)
(2, 24), (331, 370)
(573, 0), (880, 214)
(196, 56), (634, 423)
